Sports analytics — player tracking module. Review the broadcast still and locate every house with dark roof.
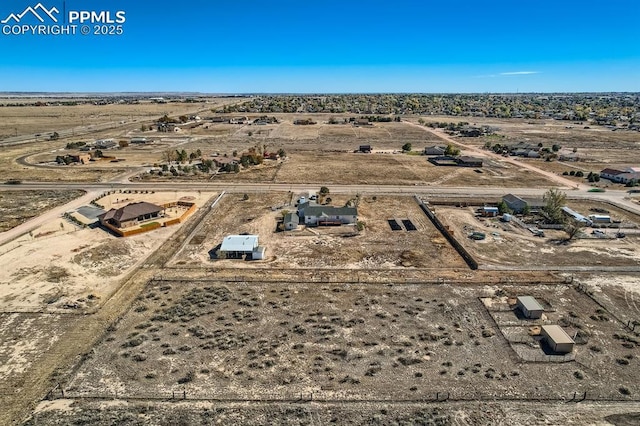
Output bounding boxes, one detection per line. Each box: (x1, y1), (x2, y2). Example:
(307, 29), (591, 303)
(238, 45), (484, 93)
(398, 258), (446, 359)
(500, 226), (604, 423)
(303, 205), (358, 226)
(423, 145), (446, 156)
(98, 202), (164, 229)
(600, 167), (640, 184)
(502, 194), (545, 214)
(455, 156), (483, 167)
(600, 168), (625, 182)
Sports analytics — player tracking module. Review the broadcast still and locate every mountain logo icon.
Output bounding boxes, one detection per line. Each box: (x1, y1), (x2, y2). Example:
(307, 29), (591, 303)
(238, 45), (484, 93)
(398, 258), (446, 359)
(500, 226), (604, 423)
(1, 3), (59, 24)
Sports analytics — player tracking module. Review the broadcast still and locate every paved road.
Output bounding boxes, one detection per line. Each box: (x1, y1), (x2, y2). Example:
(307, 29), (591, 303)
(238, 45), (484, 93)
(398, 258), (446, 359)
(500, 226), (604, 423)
(1, 181), (639, 246)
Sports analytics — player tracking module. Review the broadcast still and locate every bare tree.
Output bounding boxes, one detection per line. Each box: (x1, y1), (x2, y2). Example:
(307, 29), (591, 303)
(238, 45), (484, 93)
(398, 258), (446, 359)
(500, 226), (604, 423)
(564, 219), (584, 242)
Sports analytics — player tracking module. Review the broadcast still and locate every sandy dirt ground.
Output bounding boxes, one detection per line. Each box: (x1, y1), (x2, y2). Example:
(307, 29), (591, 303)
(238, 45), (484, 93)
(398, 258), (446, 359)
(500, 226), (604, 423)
(22, 399), (640, 425)
(62, 281), (638, 402)
(0, 190), (83, 232)
(171, 193), (466, 270)
(0, 191), (214, 313)
(437, 206), (640, 269)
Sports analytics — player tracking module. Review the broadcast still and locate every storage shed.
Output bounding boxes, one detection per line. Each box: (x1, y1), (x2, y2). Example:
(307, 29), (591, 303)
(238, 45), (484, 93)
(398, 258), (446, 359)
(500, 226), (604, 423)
(252, 246), (266, 260)
(283, 212), (299, 230)
(516, 296), (544, 319)
(588, 214), (612, 224)
(541, 325), (575, 353)
(481, 206), (499, 217)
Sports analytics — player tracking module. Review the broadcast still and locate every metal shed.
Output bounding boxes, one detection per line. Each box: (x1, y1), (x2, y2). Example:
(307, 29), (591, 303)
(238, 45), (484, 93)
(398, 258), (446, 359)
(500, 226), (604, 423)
(541, 325), (575, 353)
(516, 296), (544, 319)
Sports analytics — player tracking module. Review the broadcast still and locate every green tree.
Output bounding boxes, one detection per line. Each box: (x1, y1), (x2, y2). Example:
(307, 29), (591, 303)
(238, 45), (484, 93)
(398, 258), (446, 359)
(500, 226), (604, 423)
(497, 201), (512, 214)
(444, 144), (460, 156)
(402, 142), (412, 152)
(319, 186), (330, 196)
(278, 148), (286, 158)
(552, 144), (561, 152)
(542, 188), (567, 224)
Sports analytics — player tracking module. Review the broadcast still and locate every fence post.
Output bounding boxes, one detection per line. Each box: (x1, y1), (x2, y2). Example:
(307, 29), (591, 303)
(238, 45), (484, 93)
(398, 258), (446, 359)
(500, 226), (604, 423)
(183, 390), (186, 399)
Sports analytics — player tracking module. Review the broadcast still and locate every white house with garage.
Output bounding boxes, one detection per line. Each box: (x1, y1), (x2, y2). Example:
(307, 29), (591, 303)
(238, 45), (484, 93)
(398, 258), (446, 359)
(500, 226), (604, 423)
(219, 235), (265, 260)
(300, 205), (358, 226)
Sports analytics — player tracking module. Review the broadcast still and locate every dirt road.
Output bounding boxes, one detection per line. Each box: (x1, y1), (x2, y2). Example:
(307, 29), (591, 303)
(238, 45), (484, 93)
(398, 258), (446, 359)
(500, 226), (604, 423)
(0, 189), (100, 246)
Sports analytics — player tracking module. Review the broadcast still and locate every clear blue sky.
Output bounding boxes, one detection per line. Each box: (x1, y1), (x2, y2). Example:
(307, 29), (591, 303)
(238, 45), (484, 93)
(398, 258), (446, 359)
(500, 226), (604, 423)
(1, 0), (639, 93)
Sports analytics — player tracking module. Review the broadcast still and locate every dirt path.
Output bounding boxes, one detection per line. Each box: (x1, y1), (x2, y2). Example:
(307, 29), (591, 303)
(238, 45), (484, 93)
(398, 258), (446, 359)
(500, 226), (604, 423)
(0, 189), (101, 246)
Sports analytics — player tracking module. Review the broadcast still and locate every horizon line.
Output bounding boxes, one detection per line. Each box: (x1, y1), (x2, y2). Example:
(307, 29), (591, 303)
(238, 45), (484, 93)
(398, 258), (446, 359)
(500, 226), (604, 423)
(1, 90), (639, 97)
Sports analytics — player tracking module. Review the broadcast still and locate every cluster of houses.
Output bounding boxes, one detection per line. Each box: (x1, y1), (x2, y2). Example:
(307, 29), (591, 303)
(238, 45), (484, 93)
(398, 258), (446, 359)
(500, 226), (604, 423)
(600, 167), (640, 185)
(209, 116), (278, 125)
(76, 138), (118, 151)
(515, 296), (574, 354)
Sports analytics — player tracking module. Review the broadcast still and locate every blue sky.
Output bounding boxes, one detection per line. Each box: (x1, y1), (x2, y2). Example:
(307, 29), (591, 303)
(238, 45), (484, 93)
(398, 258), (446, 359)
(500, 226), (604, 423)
(1, 0), (639, 92)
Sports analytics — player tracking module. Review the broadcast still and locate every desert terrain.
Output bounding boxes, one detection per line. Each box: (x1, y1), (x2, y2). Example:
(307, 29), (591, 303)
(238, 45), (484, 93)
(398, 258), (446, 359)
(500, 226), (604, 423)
(0, 97), (640, 425)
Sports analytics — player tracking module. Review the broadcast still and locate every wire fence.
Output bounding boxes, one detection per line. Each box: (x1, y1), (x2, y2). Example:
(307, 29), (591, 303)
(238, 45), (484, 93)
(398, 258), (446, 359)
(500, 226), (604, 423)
(46, 386), (640, 404)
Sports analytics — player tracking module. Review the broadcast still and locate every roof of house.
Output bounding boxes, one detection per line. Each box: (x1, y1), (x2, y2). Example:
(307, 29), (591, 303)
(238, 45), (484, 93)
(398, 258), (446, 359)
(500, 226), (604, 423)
(503, 194), (526, 206)
(517, 296), (544, 312)
(618, 172), (640, 180)
(424, 145), (446, 153)
(220, 235), (259, 252)
(600, 168), (625, 176)
(304, 206), (358, 217)
(542, 325), (574, 345)
(100, 202), (163, 223)
(457, 156), (483, 163)
(284, 212), (299, 224)
(211, 156), (239, 165)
